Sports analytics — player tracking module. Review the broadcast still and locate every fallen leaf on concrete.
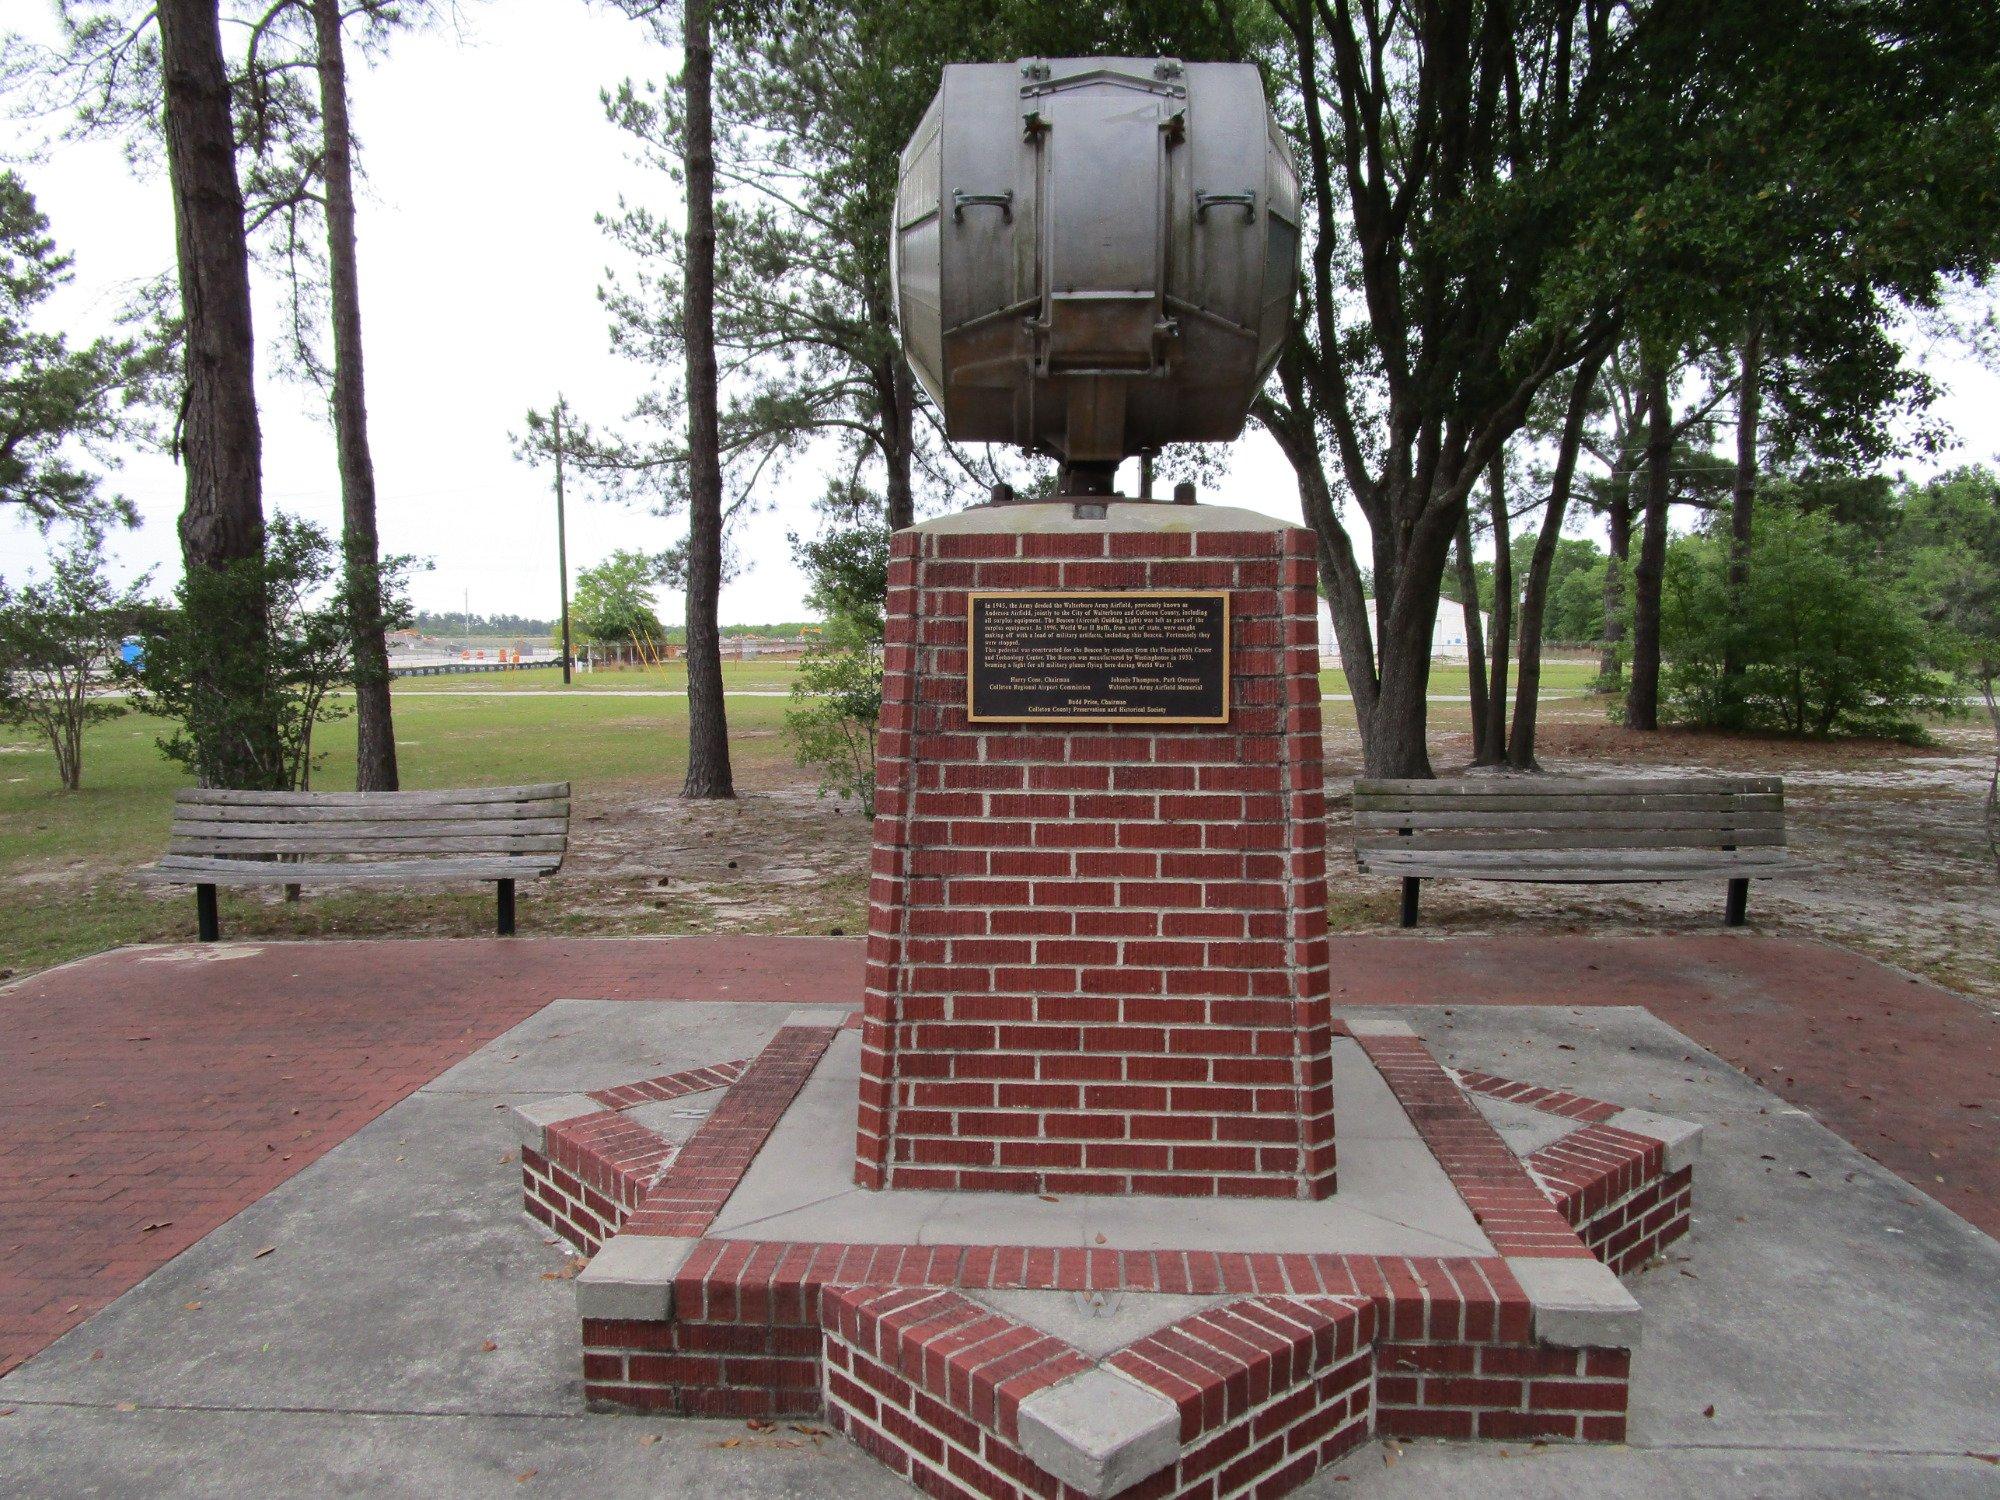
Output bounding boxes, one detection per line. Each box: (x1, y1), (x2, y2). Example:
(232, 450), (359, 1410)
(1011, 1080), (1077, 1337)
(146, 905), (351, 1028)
(0, 1408), (14, 1416)
(1703, 1405), (1716, 1419)
(514, 1470), (536, 1483)
(115, 1403), (136, 1412)
(718, 1437), (741, 1449)
(90, 1350), (103, 1361)
(1967, 1453), (1998, 1465)
(182, 1302), (202, 1312)
(500, 1151), (517, 1164)
(252, 1246), (276, 1260)
(791, 1424), (828, 1437)
(746, 1417), (774, 1431)
(481, 1340), (498, 1353)
(637, 1434), (661, 1447)
(139, 1222), (171, 1234)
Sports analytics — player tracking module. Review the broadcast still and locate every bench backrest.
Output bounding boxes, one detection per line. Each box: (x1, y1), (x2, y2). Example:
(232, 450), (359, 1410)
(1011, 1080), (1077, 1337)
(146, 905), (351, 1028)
(1351, 775), (1784, 854)
(166, 783), (571, 866)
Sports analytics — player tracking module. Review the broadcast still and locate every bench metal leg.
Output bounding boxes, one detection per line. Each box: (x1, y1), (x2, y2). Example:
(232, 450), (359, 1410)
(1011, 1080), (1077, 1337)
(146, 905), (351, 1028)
(1725, 877), (1749, 927)
(196, 884), (220, 943)
(1400, 877), (1421, 929)
(496, 878), (516, 937)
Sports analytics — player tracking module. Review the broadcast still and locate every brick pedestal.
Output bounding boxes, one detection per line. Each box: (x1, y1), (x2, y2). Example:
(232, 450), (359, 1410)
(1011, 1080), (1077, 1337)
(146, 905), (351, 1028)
(854, 503), (1336, 1199)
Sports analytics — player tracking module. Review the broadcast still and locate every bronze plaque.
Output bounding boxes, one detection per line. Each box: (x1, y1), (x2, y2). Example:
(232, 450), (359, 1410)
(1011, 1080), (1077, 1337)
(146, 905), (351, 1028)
(966, 591), (1230, 724)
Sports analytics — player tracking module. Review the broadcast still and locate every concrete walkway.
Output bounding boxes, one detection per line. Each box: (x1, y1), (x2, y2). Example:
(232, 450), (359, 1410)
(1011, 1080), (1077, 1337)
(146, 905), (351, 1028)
(0, 998), (1992, 1497)
(0, 932), (1992, 1386)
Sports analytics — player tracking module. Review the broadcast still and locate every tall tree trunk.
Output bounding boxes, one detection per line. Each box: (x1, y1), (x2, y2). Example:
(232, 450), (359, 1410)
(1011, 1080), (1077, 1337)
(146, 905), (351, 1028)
(312, 0), (396, 791)
(1510, 345), (1606, 769)
(1365, 502), (1458, 779)
(158, 0), (279, 789)
(1453, 514), (1489, 763)
(1254, 385), (1377, 745)
(680, 0), (733, 799)
(1626, 355), (1673, 731)
(883, 361), (916, 532)
(1480, 455), (1512, 766)
(1722, 311), (1763, 705)
(1598, 474), (1629, 687)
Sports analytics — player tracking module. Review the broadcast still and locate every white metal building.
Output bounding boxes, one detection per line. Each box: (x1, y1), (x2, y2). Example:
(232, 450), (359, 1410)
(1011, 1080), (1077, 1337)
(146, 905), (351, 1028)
(1317, 598), (1490, 665)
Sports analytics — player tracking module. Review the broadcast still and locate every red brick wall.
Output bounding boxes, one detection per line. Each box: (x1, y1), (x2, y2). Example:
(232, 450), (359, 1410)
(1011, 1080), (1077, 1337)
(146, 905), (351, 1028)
(856, 521), (1336, 1199)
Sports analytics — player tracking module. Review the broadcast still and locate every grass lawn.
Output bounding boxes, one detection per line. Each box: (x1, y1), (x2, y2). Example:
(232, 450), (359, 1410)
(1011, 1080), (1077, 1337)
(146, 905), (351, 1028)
(0, 658), (1605, 978)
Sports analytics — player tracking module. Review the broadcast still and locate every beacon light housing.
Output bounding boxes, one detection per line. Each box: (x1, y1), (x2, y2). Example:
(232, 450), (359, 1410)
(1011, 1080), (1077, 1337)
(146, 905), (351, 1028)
(891, 57), (1301, 491)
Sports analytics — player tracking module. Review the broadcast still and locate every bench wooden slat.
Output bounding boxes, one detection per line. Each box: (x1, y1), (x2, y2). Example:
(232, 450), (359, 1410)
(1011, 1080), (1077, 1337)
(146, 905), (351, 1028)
(1358, 860), (1795, 884)
(1354, 808), (1782, 832)
(1353, 791), (1779, 814)
(164, 833), (570, 856)
(1359, 848), (1794, 879)
(174, 782), (568, 807)
(170, 799), (568, 825)
(137, 856), (560, 885)
(1354, 775), (1781, 798)
(1352, 827), (1787, 852)
(170, 816), (571, 840)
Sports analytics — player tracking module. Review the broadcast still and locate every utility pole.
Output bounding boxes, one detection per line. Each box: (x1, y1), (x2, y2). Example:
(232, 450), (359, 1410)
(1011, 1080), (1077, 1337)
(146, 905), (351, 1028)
(553, 398), (574, 685)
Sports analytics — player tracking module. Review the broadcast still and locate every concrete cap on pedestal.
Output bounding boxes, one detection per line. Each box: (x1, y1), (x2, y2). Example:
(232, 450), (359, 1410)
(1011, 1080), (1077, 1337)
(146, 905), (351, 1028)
(913, 500), (1298, 536)
(1015, 1367), (1182, 1497)
(574, 1233), (696, 1322)
(1508, 1256), (1643, 1349)
(510, 1093), (603, 1152)
(1608, 1106), (1705, 1175)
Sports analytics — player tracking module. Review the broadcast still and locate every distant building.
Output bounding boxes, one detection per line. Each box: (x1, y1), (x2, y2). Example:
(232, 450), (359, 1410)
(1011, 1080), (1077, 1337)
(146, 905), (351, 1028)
(1316, 598), (1489, 665)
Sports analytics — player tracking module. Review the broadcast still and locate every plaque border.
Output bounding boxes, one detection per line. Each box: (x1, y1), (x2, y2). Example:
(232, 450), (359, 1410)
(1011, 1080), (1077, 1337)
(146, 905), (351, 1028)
(963, 589), (1233, 725)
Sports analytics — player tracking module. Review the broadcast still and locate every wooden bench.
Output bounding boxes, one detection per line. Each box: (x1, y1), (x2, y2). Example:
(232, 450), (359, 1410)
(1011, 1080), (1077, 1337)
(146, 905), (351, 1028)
(1352, 775), (1793, 928)
(135, 783), (570, 941)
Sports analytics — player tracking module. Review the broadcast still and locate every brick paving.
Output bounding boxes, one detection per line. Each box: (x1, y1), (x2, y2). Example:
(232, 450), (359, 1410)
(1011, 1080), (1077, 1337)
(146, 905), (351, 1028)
(0, 936), (854, 1378)
(1, 929), (1992, 1382)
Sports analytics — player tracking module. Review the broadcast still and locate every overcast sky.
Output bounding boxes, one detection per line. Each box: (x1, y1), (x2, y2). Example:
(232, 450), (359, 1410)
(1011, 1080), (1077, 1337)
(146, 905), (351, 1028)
(4, 3), (1996, 626)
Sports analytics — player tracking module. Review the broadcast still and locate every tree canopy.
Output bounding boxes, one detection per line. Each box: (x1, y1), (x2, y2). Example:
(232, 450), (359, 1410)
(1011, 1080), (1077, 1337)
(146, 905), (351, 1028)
(0, 170), (170, 531)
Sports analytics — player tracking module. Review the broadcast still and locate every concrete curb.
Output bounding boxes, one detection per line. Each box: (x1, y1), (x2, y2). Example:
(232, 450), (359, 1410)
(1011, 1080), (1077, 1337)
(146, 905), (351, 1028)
(574, 1234), (696, 1321)
(1508, 1256), (1644, 1349)
(1015, 1366), (1181, 1498)
(1343, 1016), (1418, 1037)
(510, 1093), (602, 1153)
(1608, 1106), (1704, 1175)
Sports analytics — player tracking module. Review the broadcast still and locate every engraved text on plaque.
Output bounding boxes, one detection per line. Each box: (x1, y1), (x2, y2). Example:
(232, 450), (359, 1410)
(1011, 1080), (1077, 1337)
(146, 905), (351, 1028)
(966, 591), (1230, 723)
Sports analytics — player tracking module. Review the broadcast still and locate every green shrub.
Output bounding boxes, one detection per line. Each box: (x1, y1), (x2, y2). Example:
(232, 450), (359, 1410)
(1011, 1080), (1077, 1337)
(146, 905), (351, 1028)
(1659, 508), (1953, 740)
(785, 519), (888, 813)
(133, 514), (410, 789)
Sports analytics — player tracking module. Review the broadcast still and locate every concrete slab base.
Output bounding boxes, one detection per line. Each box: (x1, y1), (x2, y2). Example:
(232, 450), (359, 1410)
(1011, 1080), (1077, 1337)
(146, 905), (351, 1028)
(546, 1014), (1706, 1497)
(6, 998), (1993, 1497)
